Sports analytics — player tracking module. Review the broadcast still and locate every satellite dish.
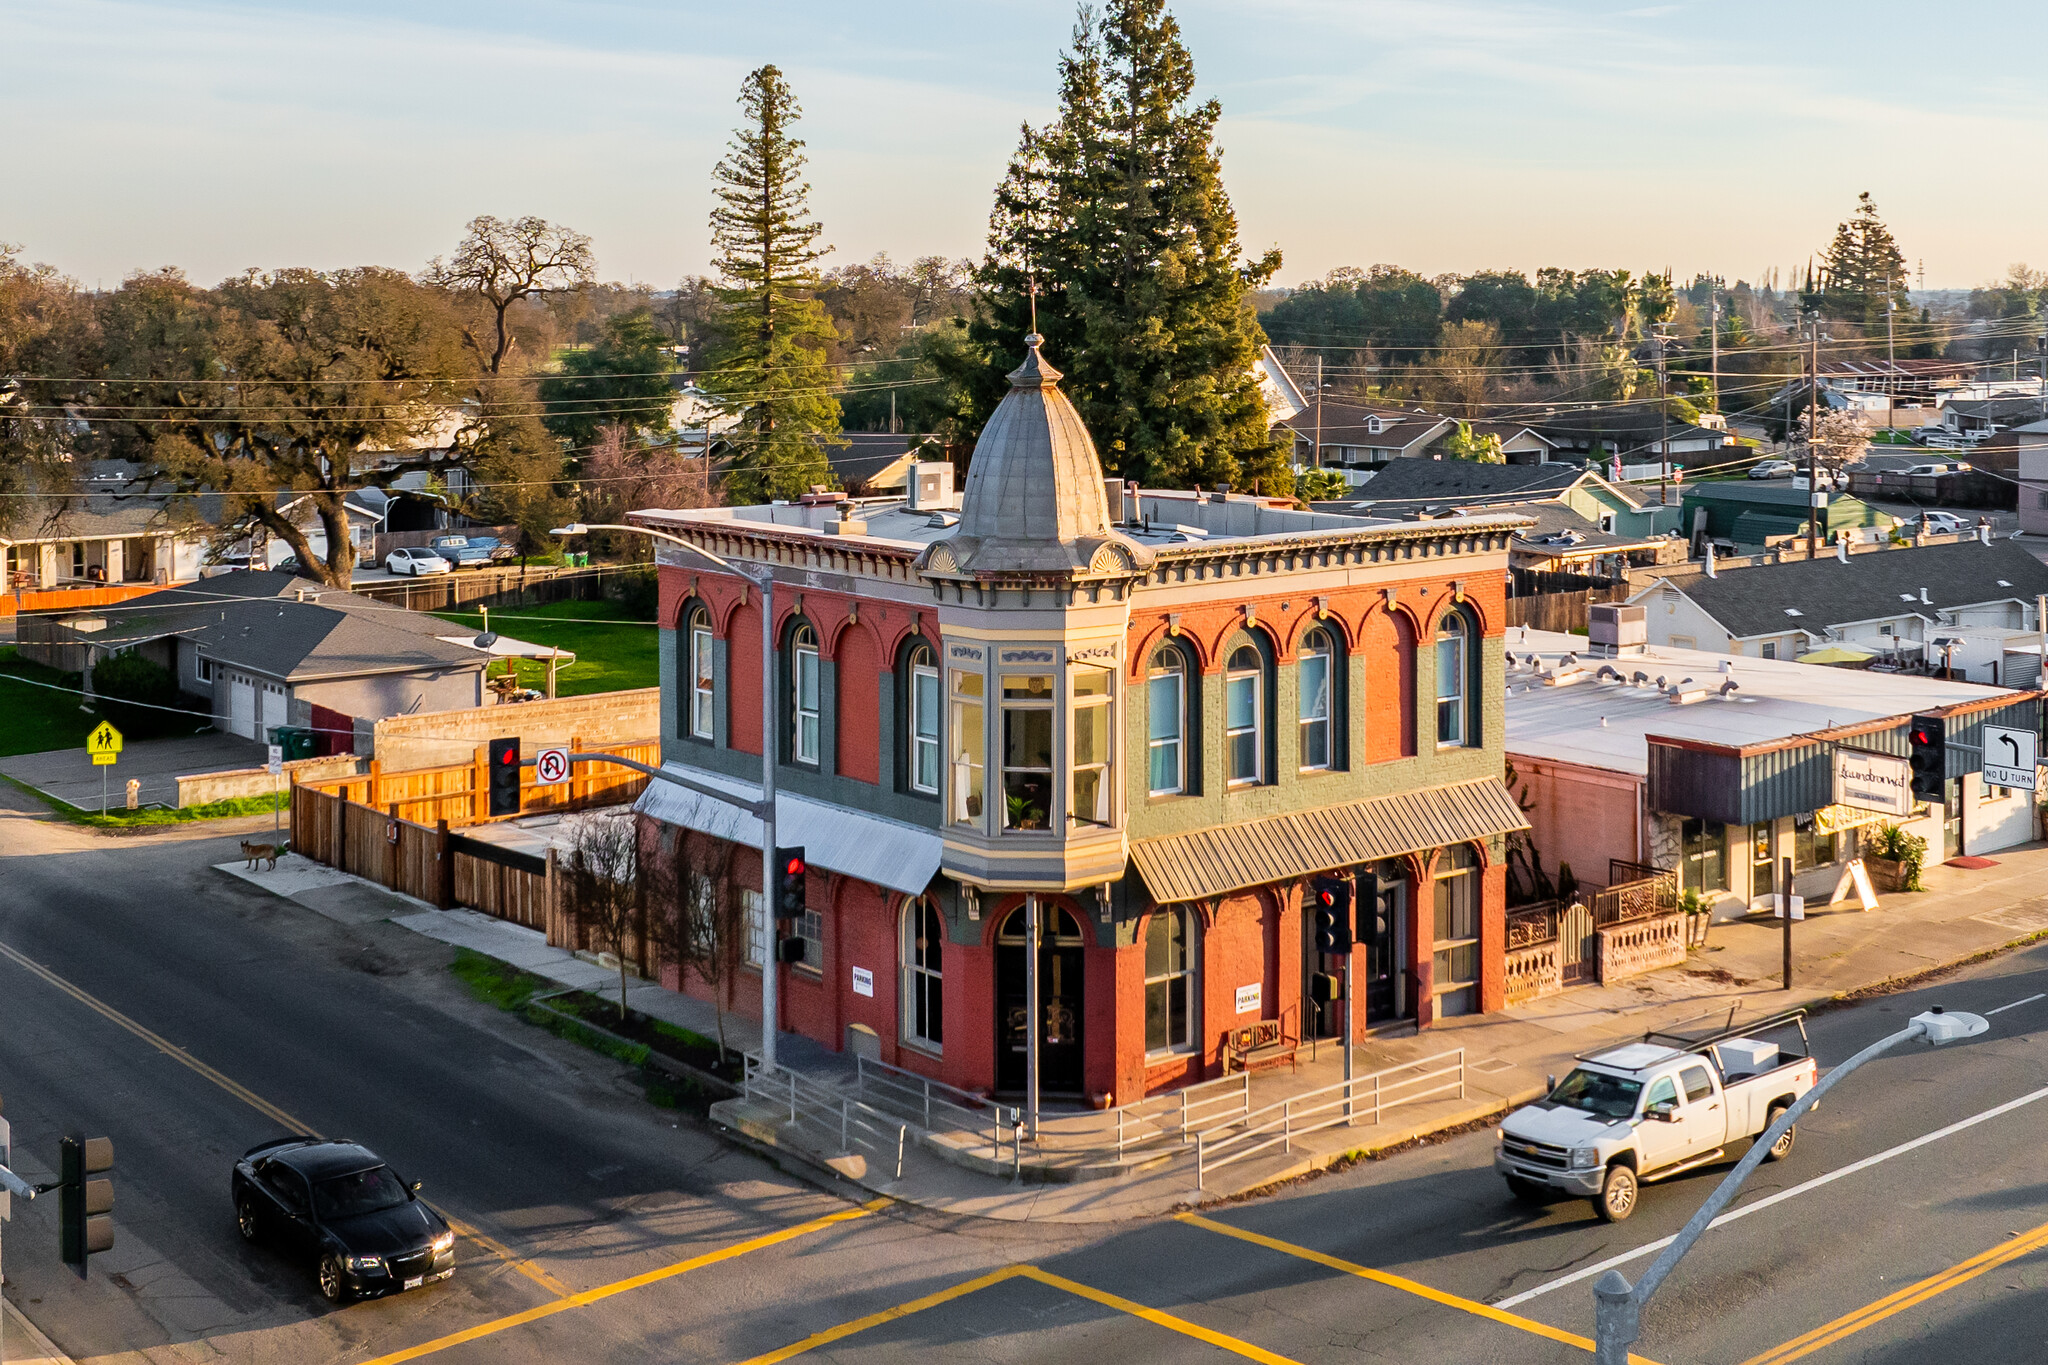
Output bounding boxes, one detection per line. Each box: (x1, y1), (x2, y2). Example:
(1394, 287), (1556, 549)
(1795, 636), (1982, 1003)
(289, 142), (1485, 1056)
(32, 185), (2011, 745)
(474, 632), (499, 650)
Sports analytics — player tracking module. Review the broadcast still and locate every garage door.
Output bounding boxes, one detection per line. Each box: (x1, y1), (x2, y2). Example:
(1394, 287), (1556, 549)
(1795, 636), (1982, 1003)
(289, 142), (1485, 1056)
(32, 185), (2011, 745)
(260, 684), (286, 743)
(228, 678), (256, 739)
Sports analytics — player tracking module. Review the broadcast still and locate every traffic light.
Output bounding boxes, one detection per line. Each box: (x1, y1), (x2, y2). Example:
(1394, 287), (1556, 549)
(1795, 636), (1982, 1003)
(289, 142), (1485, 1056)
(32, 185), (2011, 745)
(59, 1135), (113, 1276)
(774, 847), (807, 920)
(1908, 713), (1946, 803)
(1309, 971), (1344, 1004)
(777, 937), (808, 965)
(487, 737), (521, 816)
(1310, 875), (1352, 955)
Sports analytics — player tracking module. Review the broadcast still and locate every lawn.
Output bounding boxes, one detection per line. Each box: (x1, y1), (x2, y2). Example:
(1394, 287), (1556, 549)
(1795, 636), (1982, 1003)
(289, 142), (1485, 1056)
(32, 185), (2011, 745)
(432, 599), (660, 697)
(0, 647), (108, 757)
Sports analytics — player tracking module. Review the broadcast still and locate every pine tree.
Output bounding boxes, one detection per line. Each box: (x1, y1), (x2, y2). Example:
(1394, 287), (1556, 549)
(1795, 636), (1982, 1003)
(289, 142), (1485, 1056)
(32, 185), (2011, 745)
(965, 0), (1285, 492)
(702, 65), (842, 503)
(1817, 192), (1910, 328)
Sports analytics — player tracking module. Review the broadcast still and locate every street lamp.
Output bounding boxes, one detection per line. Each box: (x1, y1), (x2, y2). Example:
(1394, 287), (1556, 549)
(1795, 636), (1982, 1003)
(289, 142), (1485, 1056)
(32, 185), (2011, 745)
(552, 521), (787, 1075)
(1591, 1007), (1989, 1363)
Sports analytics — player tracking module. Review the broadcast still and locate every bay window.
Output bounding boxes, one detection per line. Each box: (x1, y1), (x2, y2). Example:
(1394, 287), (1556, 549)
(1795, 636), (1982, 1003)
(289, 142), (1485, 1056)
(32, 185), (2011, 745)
(949, 669), (984, 827)
(1001, 673), (1054, 831)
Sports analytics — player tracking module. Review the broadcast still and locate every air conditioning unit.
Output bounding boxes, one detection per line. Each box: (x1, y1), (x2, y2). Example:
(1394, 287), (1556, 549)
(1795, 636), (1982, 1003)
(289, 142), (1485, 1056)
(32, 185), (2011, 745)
(1588, 603), (1647, 653)
(905, 461), (958, 511)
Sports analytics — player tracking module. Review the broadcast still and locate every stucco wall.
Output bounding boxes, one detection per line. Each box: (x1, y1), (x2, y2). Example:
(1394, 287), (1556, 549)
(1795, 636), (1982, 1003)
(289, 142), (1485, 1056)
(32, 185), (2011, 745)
(369, 686), (656, 770)
(1508, 754), (1643, 893)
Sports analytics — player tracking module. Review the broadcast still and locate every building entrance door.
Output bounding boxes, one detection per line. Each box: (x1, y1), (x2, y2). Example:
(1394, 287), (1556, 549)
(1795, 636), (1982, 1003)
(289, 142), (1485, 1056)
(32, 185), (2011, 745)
(995, 904), (1085, 1095)
(1364, 861), (1411, 1024)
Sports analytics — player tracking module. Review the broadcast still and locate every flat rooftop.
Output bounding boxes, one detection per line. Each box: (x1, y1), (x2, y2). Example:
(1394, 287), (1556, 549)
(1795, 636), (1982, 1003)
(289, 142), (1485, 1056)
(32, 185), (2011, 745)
(1503, 627), (2011, 775)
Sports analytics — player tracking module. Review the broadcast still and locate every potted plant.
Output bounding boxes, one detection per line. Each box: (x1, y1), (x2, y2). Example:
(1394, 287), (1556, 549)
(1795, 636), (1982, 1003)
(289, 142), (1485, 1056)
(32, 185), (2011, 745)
(1679, 887), (1711, 947)
(1006, 794), (1047, 831)
(1866, 823), (1928, 893)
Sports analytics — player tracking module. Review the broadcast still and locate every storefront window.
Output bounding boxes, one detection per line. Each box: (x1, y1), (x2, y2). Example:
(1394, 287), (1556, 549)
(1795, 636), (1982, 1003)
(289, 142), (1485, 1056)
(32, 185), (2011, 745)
(1144, 906), (1196, 1053)
(949, 670), (984, 828)
(1433, 844), (1480, 1017)
(1750, 821), (1777, 899)
(1070, 666), (1113, 826)
(902, 898), (943, 1051)
(742, 889), (766, 968)
(1001, 674), (1054, 831)
(1680, 817), (1728, 893)
(1793, 816), (1837, 869)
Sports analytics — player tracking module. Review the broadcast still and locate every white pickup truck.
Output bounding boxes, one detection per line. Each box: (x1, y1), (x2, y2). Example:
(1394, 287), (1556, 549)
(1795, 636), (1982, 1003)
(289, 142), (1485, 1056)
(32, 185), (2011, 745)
(1494, 1011), (1819, 1222)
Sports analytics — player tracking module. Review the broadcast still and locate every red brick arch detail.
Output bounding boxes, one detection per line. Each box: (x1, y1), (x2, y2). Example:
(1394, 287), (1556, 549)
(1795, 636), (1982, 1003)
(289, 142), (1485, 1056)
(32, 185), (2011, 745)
(827, 615), (882, 664)
(711, 593), (752, 639)
(978, 894), (1098, 949)
(1128, 622), (1213, 681)
(1212, 620), (1280, 670)
(884, 618), (937, 663)
(1287, 609), (1356, 656)
(1416, 589), (1491, 639)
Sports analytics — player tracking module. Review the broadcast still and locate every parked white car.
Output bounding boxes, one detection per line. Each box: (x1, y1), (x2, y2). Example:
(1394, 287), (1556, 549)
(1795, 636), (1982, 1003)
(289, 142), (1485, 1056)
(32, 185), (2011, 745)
(1909, 510), (1971, 535)
(384, 546), (452, 576)
(1748, 459), (1796, 480)
(1903, 461), (1971, 476)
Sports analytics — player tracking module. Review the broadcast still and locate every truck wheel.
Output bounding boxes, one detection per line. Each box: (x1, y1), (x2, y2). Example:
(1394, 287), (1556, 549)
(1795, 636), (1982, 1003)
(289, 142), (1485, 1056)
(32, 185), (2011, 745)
(1594, 1164), (1638, 1223)
(1763, 1105), (1796, 1162)
(1506, 1175), (1546, 1204)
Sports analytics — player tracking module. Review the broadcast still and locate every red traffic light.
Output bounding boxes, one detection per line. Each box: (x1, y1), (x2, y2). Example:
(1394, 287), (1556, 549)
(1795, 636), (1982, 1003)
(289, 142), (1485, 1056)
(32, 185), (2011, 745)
(785, 855), (805, 876)
(1317, 890), (1335, 906)
(499, 747), (518, 764)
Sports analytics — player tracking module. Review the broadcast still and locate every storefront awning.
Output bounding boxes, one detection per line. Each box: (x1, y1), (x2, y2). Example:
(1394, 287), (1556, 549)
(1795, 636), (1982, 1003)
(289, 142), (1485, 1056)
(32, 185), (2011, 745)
(1128, 778), (1531, 905)
(634, 765), (943, 899)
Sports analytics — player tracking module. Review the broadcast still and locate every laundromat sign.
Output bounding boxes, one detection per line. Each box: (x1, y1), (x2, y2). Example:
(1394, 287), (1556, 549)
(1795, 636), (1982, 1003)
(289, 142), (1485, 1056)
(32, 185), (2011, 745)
(1833, 748), (1916, 817)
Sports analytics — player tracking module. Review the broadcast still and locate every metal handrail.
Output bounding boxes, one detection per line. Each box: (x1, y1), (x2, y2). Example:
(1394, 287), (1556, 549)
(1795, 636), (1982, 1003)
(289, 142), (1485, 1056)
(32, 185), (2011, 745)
(1194, 1049), (1466, 1189)
(852, 1054), (1020, 1164)
(740, 1053), (911, 1180)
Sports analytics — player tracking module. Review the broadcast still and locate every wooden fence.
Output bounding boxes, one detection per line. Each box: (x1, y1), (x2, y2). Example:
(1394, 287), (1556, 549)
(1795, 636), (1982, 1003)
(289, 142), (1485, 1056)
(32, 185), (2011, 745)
(296, 736), (659, 828)
(1504, 583), (1631, 634)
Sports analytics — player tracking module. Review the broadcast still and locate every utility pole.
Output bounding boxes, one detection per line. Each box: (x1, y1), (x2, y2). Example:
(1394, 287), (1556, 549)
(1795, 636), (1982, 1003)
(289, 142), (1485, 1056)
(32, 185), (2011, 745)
(1808, 314), (1822, 559)
(1708, 297), (1721, 415)
(1313, 355), (1324, 471)
(1887, 298), (1897, 437)
(1654, 324), (1670, 509)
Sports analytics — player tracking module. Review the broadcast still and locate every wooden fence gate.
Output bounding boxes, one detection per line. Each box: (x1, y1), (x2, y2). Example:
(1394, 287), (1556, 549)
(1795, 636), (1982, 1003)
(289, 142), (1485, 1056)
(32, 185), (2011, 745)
(1556, 899), (1597, 984)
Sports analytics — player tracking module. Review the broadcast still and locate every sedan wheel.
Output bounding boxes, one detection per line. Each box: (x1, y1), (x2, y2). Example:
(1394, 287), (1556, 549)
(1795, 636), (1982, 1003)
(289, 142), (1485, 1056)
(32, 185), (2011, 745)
(1594, 1164), (1638, 1223)
(318, 1253), (350, 1303)
(236, 1198), (261, 1242)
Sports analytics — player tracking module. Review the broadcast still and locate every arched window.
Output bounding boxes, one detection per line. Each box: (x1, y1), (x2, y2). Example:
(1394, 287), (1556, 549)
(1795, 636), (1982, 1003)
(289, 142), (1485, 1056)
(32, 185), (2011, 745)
(907, 641), (940, 794)
(1435, 612), (1468, 748)
(1148, 647), (1186, 796)
(1432, 844), (1480, 1017)
(687, 607), (715, 740)
(1298, 626), (1333, 771)
(791, 622), (820, 764)
(1226, 643), (1263, 785)
(1144, 907), (1197, 1054)
(902, 897), (943, 1051)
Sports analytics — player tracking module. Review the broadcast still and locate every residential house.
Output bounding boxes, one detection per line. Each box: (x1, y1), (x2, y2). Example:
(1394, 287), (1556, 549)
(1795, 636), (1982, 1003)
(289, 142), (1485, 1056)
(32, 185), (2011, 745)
(1625, 538), (2048, 676)
(1502, 504), (1680, 585)
(626, 336), (1532, 1104)
(1312, 458), (1663, 537)
(1526, 403), (1738, 471)
(2017, 421), (2048, 537)
(1504, 629), (2040, 917)
(1678, 482), (1894, 551)
(1278, 402), (1556, 481)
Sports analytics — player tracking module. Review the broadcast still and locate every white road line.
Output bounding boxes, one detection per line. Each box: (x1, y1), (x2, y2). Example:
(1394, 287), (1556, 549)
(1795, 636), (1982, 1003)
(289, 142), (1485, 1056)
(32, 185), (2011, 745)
(1986, 993), (2046, 1016)
(1494, 1081), (2048, 1308)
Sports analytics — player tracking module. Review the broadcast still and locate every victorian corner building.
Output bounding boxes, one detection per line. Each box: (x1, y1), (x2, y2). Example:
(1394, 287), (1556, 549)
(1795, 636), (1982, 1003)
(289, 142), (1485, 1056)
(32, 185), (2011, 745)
(629, 337), (1530, 1104)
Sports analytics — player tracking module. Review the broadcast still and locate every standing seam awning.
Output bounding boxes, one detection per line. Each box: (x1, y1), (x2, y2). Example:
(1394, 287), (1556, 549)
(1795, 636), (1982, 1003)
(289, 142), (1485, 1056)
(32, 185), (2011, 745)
(1127, 778), (1531, 905)
(634, 765), (943, 899)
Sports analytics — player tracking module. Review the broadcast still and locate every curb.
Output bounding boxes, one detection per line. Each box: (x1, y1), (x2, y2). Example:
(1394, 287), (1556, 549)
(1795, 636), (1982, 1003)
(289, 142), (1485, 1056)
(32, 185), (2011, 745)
(3, 1297), (75, 1365)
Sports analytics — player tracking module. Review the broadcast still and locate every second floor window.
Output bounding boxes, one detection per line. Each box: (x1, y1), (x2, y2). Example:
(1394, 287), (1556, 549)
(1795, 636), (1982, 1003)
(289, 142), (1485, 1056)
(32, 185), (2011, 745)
(909, 644), (940, 794)
(1226, 644), (1262, 785)
(1001, 673), (1054, 831)
(1299, 627), (1332, 771)
(688, 608), (715, 739)
(1148, 649), (1185, 796)
(792, 623), (820, 764)
(1436, 612), (1467, 747)
(949, 669), (984, 827)
(1071, 665), (1112, 825)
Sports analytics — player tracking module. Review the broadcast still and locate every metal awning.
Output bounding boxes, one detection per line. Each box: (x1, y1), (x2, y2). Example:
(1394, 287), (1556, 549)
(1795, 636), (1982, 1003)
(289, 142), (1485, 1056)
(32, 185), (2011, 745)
(633, 764), (943, 899)
(1128, 778), (1530, 905)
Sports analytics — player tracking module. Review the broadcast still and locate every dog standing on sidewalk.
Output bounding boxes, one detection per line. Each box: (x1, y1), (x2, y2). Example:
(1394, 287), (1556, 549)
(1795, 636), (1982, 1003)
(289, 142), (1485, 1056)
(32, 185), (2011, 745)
(241, 841), (282, 870)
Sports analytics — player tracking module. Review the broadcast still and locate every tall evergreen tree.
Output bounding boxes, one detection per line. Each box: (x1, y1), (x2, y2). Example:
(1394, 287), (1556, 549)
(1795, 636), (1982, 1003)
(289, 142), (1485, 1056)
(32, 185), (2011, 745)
(1814, 192), (1909, 327)
(965, 1), (1285, 492)
(702, 65), (841, 503)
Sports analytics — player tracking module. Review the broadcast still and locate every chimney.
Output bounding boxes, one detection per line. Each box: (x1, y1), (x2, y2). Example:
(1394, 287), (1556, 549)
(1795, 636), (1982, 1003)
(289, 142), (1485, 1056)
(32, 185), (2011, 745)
(1704, 542), (1717, 578)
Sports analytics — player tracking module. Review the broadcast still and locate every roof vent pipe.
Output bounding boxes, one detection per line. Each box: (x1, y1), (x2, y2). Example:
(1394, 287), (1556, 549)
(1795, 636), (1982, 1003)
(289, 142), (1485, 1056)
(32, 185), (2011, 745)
(1719, 680), (1741, 696)
(1836, 538), (1849, 564)
(1921, 587), (1932, 604)
(1981, 523), (1994, 546)
(1704, 542), (1717, 578)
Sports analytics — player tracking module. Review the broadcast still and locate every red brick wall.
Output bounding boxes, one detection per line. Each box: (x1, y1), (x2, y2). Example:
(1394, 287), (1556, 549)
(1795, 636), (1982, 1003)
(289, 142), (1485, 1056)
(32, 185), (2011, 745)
(1360, 610), (1417, 761)
(727, 601), (762, 755)
(835, 623), (881, 784)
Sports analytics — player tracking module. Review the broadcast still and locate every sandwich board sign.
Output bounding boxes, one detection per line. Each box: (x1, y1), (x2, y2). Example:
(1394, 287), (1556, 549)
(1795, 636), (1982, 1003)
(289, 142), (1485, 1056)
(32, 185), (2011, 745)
(1982, 725), (2038, 792)
(86, 720), (123, 767)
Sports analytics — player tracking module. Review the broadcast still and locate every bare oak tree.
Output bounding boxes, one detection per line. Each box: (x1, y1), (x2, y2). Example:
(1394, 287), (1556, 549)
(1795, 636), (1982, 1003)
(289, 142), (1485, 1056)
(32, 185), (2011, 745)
(426, 216), (596, 375)
(564, 812), (643, 1021)
(646, 827), (742, 1061)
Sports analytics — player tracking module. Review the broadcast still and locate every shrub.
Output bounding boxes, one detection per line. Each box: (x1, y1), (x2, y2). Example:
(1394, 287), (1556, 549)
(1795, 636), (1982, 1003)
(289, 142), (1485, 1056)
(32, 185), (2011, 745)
(90, 651), (189, 737)
(1870, 823), (1928, 891)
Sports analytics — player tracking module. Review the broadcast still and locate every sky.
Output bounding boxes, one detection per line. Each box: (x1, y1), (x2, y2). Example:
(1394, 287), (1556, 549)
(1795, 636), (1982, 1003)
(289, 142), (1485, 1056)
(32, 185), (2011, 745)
(6, 0), (2047, 293)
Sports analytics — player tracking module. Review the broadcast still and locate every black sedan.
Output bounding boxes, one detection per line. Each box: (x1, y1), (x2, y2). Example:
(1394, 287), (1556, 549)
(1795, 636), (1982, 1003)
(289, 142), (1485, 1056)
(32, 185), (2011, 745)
(232, 1137), (454, 1302)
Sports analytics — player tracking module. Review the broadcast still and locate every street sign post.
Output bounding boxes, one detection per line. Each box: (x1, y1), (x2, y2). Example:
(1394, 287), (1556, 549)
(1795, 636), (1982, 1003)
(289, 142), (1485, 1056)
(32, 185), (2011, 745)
(1982, 724), (2039, 792)
(267, 744), (283, 836)
(86, 721), (123, 813)
(534, 747), (570, 786)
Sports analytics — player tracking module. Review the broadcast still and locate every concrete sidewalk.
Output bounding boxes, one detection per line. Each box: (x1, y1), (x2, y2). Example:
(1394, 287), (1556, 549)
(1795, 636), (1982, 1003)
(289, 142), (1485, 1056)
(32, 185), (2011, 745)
(214, 842), (2048, 1224)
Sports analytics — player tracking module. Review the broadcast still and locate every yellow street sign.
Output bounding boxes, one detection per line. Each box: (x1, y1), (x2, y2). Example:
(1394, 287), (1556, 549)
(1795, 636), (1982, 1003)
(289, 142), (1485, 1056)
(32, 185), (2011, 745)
(86, 721), (124, 756)
(93, 752), (117, 766)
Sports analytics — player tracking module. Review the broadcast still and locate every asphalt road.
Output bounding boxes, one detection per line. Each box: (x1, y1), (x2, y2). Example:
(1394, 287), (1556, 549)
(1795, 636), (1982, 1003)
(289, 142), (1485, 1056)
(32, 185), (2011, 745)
(6, 790), (2048, 1364)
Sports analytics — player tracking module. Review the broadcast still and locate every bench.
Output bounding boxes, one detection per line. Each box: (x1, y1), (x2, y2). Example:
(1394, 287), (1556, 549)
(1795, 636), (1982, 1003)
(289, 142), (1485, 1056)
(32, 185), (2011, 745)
(1222, 1018), (1300, 1075)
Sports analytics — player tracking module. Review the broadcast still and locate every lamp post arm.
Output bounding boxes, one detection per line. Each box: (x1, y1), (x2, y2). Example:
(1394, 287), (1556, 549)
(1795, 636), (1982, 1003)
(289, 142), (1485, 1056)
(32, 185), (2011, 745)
(1593, 1020), (1928, 1363)
(554, 522), (767, 583)
(527, 753), (770, 821)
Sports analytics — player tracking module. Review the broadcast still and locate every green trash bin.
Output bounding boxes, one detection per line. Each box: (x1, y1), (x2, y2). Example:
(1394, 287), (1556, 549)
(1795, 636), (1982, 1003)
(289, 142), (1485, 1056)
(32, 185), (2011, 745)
(268, 725), (318, 760)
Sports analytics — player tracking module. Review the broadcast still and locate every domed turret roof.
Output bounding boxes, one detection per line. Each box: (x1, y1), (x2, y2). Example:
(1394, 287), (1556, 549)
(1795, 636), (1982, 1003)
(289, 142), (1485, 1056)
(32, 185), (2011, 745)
(931, 334), (1142, 579)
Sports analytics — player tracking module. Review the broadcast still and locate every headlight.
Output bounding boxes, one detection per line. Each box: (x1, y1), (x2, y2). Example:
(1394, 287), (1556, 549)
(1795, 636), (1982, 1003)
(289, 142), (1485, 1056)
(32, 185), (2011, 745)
(347, 1255), (383, 1271)
(431, 1232), (455, 1253)
(1569, 1146), (1599, 1170)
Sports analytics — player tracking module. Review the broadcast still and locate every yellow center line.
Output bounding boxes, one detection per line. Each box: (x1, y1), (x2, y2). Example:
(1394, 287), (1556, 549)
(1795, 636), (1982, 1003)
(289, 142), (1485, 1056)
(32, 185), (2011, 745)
(733, 1261), (1304, 1365)
(360, 1199), (886, 1365)
(1177, 1213), (1662, 1363)
(1741, 1215), (2048, 1365)
(1, 935), (562, 1298)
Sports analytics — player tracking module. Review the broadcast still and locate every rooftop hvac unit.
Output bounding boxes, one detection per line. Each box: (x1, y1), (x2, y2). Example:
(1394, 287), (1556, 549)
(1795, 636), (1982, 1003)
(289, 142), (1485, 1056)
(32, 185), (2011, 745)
(1588, 603), (1647, 652)
(905, 461), (958, 511)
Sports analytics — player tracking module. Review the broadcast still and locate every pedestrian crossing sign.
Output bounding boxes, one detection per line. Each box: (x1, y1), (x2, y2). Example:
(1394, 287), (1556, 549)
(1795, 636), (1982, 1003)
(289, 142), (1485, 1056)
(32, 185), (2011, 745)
(86, 720), (124, 759)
